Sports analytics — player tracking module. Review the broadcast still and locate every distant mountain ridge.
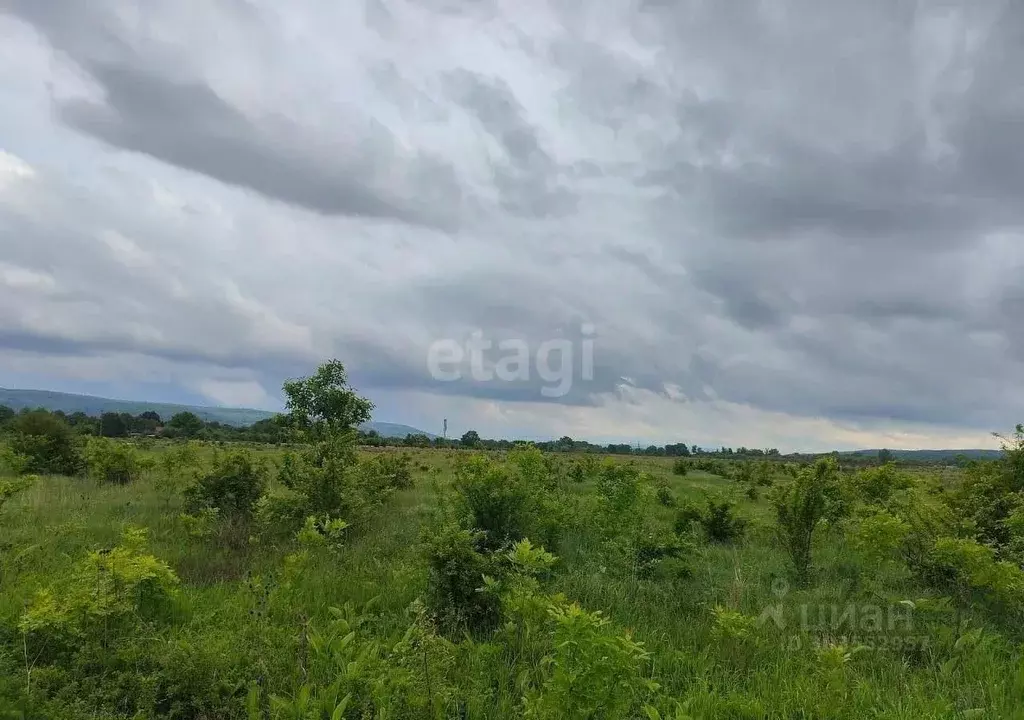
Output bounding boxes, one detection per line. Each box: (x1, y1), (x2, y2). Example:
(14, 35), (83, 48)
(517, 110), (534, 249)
(0, 388), (436, 439)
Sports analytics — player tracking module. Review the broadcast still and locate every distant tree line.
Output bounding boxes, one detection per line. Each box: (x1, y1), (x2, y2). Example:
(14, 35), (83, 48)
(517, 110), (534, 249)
(0, 405), (289, 443)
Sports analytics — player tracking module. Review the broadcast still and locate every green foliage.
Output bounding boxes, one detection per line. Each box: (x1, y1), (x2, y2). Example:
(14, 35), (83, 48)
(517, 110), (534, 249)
(845, 508), (910, 568)
(944, 425), (1024, 554)
(453, 447), (563, 552)
(269, 433), (400, 532)
(673, 498), (747, 544)
(423, 523), (499, 636)
(568, 455), (598, 483)
(186, 450), (267, 519)
(701, 499), (748, 544)
(20, 526), (179, 649)
(596, 461), (643, 521)
(282, 359), (374, 438)
(772, 458), (841, 585)
(672, 458), (689, 476)
(167, 411), (204, 439)
(295, 514), (350, 552)
(6, 409), (83, 475)
(848, 463), (914, 506)
(84, 436), (144, 484)
(0, 442), (29, 476)
(928, 537), (1024, 615)
(521, 601), (658, 719)
(656, 483), (677, 507)
(360, 450), (414, 491)
(6, 426), (1024, 719)
(99, 411), (128, 438)
(0, 473), (35, 513)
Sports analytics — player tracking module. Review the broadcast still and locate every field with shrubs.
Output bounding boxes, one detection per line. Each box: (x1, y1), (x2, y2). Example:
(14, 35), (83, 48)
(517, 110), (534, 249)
(2, 363), (1024, 718)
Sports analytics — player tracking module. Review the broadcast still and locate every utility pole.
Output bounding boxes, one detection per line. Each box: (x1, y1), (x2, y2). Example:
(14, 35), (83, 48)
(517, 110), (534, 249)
(443, 418), (447, 440)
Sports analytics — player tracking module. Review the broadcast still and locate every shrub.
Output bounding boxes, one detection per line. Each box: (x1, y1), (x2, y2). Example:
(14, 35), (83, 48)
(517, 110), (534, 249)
(520, 600), (657, 719)
(84, 436), (143, 484)
(569, 456), (598, 483)
(185, 450), (266, 519)
(673, 499), (747, 544)
(361, 451), (414, 492)
(928, 537), (1024, 615)
(656, 483), (677, 507)
(7, 410), (83, 476)
(20, 526), (179, 650)
(596, 461), (643, 520)
(672, 458), (689, 476)
(702, 499), (748, 544)
(772, 458), (841, 585)
(673, 502), (704, 536)
(943, 425), (1024, 555)
(849, 464), (914, 506)
(845, 508), (910, 568)
(423, 524), (499, 636)
(453, 449), (561, 552)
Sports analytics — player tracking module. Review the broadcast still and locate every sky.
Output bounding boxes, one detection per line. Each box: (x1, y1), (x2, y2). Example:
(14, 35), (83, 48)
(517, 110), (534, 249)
(0, 0), (1021, 452)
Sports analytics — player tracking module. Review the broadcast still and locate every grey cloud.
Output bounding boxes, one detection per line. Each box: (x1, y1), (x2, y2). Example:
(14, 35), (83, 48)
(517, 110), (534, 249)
(58, 63), (462, 229)
(446, 69), (577, 218)
(5, 0), (465, 229)
(3, 0), (1024, 443)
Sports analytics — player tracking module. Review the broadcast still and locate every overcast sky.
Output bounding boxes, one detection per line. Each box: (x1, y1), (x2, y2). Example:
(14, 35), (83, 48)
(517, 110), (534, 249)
(1, 0), (1021, 451)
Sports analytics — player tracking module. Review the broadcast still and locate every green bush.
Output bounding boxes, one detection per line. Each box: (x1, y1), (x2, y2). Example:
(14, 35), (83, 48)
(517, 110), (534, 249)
(702, 499), (748, 544)
(674, 499), (747, 544)
(20, 527), (179, 653)
(7, 410), (83, 476)
(655, 483), (676, 507)
(84, 436), (144, 484)
(185, 450), (266, 519)
(423, 524), (499, 636)
(454, 448), (562, 552)
(771, 458), (841, 585)
(672, 458), (689, 476)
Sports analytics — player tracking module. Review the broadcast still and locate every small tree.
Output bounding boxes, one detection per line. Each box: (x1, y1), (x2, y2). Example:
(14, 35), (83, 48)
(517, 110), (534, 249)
(460, 430), (481, 449)
(99, 412), (128, 438)
(167, 411), (204, 439)
(772, 458), (840, 585)
(8, 410), (83, 476)
(282, 359), (373, 439)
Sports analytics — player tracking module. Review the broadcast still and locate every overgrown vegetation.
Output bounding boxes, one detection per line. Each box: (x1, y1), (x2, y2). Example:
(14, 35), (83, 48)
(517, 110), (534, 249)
(2, 361), (1023, 718)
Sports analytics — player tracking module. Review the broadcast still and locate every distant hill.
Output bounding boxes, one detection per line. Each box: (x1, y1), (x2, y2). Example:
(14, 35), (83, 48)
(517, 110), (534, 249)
(0, 388), (435, 439)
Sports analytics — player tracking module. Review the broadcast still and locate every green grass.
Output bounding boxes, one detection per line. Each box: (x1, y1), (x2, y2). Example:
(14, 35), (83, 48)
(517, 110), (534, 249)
(2, 445), (1023, 719)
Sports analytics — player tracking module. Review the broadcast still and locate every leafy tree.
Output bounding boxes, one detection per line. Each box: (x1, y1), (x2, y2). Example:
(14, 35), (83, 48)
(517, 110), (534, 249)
(140, 410), (162, 423)
(0, 404), (14, 426)
(7, 410), (83, 475)
(167, 411), (204, 438)
(99, 411), (128, 438)
(877, 448), (894, 464)
(282, 359), (373, 438)
(772, 458), (841, 585)
(461, 430), (481, 448)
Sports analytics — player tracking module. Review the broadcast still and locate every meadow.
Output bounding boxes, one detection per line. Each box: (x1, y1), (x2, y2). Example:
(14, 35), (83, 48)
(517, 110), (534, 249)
(1, 366), (1023, 718)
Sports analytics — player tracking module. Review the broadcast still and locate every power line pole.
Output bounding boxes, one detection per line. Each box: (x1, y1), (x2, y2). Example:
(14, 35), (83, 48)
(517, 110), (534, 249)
(443, 418), (447, 440)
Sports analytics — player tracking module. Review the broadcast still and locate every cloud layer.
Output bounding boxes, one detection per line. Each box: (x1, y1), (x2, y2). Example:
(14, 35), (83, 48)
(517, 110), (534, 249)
(1, 0), (1022, 450)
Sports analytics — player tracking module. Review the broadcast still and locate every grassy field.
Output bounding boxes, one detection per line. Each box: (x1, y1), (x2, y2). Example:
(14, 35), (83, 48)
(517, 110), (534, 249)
(1, 441), (1023, 719)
